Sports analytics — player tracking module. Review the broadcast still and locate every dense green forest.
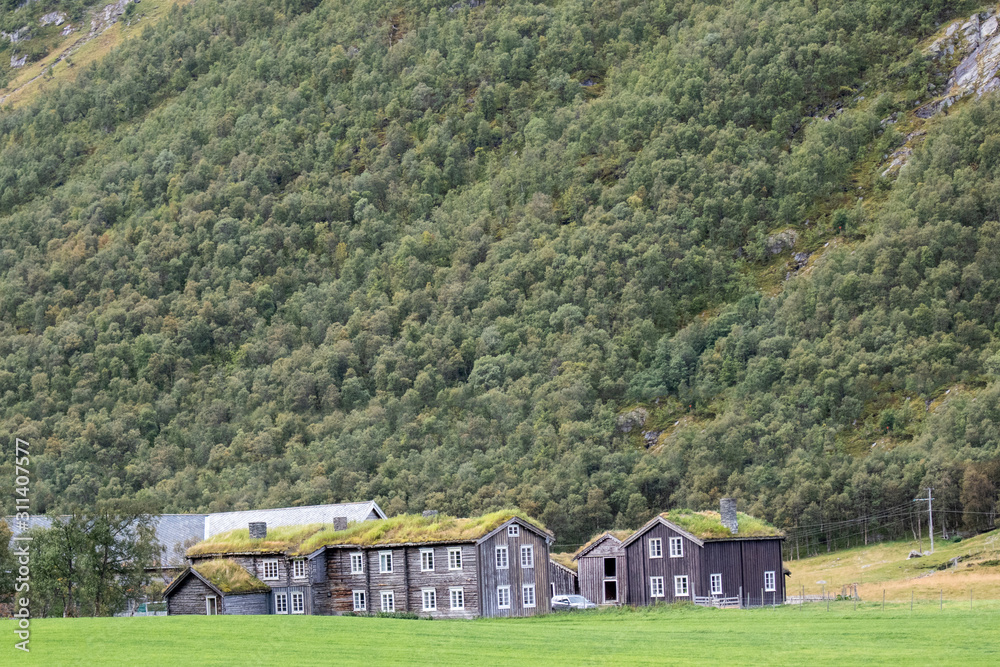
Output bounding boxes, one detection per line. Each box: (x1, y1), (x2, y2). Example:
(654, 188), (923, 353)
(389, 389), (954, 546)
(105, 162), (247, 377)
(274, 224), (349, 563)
(1, 0), (998, 551)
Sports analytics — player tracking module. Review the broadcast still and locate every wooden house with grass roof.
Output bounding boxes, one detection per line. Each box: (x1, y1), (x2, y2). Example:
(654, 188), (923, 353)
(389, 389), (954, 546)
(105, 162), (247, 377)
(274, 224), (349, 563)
(573, 530), (632, 605)
(164, 558), (271, 615)
(621, 498), (785, 608)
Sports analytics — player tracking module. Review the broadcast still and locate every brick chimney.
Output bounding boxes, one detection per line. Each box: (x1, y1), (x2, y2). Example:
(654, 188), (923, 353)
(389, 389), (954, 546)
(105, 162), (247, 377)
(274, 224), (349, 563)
(249, 522), (267, 539)
(332, 516), (348, 531)
(720, 498), (738, 534)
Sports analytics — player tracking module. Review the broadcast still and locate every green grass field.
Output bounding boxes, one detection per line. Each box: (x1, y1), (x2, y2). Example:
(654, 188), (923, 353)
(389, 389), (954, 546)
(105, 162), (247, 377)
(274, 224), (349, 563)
(3, 603), (999, 665)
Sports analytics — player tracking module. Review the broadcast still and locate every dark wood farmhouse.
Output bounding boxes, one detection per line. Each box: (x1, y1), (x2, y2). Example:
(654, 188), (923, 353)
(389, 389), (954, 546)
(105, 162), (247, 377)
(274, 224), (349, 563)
(621, 499), (784, 608)
(164, 559), (270, 615)
(547, 554), (579, 597)
(573, 530), (630, 605)
(170, 511), (555, 619)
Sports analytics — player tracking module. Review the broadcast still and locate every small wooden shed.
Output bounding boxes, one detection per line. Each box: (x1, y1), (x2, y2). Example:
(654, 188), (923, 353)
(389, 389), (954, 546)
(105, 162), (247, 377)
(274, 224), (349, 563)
(547, 554), (578, 597)
(574, 531), (630, 605)
(164, 559), (270, 615)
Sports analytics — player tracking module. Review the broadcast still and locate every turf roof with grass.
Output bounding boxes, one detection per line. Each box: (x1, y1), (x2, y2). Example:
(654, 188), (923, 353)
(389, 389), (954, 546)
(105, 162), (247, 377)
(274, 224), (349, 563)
(186, 510), (548, 557)
(573, 530), (633, 558)
(658, 510), (783, 540)
(189, 558), (270, 594)
(549, 551), (578, 572)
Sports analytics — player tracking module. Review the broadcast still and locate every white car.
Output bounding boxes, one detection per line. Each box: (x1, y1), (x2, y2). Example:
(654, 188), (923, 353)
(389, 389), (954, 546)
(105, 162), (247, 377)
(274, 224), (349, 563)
(551, 594), (597, 610)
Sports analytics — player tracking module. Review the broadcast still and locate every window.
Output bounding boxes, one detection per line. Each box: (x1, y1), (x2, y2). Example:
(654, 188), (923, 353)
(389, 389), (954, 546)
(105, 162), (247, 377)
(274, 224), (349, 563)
(379, 551), (393, 573)
(448, 547), (462, 570)
(293, 559), (307, 579)
(291, 591), (304, 614)
(381, 591), (395, 612)
(275, 592), (288, 614)
(421, 548), (435, 572)
(674, 575), (689, 597)
(650, 577), (664, 598)
(495, 545), (509, 569)
(497, 586), (511, 609)
(350, 552), (364, 574)
(523, 584), (536, 608)
(669, 537), (683, 558)
(764, 571), (776, 592)
(352, 590), (366, 611)
(649, 538), (662, 558)
(508, 524), (519, 537)
(206, 596), (217, 615)
(450, 587), (464, 610)
(710, 573), (722, 596)
(262, 559), (280, 580)
(520, 545), (534, 568)
(422, 589), (437, 611)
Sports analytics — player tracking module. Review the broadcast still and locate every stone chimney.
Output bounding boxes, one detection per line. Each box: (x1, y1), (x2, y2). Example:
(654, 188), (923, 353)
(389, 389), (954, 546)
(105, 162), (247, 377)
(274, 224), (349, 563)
(720, 498), (738, 534)
(332, 516), (348, 531)
(422, 510), (439, 518)
(249, 522), (267, 539)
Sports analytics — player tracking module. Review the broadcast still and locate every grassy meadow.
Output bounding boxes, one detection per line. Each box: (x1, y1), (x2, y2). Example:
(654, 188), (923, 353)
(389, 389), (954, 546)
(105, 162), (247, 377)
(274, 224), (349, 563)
(3, 602), (999, 666)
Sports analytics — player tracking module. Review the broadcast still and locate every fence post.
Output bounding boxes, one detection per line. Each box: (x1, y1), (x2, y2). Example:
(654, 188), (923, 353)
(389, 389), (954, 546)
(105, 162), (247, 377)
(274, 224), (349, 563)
(739, 586), (743, 610)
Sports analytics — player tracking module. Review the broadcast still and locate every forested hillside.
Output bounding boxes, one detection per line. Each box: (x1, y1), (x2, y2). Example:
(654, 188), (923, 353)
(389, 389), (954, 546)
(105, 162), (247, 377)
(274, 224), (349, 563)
(1, 0), (997, 549)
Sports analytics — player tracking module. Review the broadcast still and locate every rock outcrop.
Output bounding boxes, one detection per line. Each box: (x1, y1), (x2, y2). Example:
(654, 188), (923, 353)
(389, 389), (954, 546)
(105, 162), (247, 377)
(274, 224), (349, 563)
(919, 8), (1000, 118)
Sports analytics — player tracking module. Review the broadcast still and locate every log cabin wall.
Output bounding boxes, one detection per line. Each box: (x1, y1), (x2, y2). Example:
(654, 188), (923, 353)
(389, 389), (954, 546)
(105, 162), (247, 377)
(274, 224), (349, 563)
(477, 521), (551, 618)
(547, 560), (578, 597)
(224, 592), (269, 615)
(576, 538), (626, 605)
(403, 543), (479, 619)
(166, 575), (215, 615)
(624, 522), (703, 606)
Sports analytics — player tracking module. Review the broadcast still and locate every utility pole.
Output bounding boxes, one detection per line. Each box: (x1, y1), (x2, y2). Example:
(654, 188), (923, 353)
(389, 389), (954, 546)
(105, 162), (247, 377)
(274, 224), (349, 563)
(914, 488), (934, 554)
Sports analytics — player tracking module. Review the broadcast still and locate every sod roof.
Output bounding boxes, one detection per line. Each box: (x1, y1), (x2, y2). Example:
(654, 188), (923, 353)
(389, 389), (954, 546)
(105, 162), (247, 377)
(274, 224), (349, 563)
(549, 551), (578, 572)
(657, 509), (783, 540)
(163, 559), (271, 596)
(297, 510), (549, 554)
(573, 530), (632, 558)
(186, 510), (549, 557)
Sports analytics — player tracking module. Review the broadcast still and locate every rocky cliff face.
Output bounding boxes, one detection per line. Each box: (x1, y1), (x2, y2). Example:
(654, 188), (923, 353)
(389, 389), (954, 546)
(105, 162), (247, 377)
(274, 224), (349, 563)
(920, 7), (1000, 118)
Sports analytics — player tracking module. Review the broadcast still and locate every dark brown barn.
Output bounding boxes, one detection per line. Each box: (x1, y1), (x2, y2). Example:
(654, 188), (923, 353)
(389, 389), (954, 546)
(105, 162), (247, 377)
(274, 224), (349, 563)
(621, 499), (784, 608)
(547, 555), (578, 597)
(573, 531), (630, 605)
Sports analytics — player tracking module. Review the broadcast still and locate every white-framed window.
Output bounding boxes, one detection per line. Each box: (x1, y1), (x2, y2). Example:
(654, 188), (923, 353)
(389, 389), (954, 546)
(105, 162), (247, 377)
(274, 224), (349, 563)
(508, 524), (519, 537)
(450, 587), (464, 610)
(669, 537), (683, 558)
(523, 584), (536, 608)
(381, 590), (395, 612)
(352, 590), (366, 611)
(421, 548), (435, 572)
(674, 575), (689, 596)
(205, 595), (218, 615)
(448, 547), (462, 570)
(379, 550), (393, 573)
(274, 592), (288, 614)
(649, 538), (662, 558)
(650, 576), (664, 598)
(262, 559), (280, 580)
(422, 588), (437, 611)
(350, 552), (364, 574)
(496, 545), (509, 569)
(764, 571), (776, 592)
(291, 591), (304, 614)
(293, 559), (307, 579)
(497, 586), (511, 609)
(710, 573), (722, 595)
(520, 545), (534, 568)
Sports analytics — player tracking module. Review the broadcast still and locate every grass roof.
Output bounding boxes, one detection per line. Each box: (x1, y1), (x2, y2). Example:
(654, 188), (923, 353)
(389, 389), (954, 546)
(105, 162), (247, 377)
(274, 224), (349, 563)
(191, 559), (270, 594)
(187, 523), (328, 556)
(573, 530), (633, 558)
(549, 551), (578, 572)
(659, 510), (783, 540)
(296, 510), (548, 554)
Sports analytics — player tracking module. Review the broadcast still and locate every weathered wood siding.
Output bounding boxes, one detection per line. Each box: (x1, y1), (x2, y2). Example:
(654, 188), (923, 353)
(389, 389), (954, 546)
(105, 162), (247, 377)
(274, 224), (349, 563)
(624, 522), (702, 606)
(224, 593), (269, 615)
(166, 575), (215, 615)
(325, 546), (376, 614)
(701, 539), (784, 606)
(404, 544), (479, 619)
(577, 537), (626, 604)
(477, 520), (551, 618)
(548, 560), (578, 597)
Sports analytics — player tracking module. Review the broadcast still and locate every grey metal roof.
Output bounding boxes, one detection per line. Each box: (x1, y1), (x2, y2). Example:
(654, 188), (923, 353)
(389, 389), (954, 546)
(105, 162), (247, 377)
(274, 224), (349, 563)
(5, 500), (385, 568)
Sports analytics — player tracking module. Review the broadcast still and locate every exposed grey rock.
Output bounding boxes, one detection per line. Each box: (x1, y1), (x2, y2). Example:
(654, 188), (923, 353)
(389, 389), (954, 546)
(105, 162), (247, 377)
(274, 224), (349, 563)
(907, 550), (923, 559)
(766, 229), (798, 255)
(91, 0), (133, 36)
(40, 12), (68, 27)
(641, 430), (661, 448)
(921, 8), (1000, 119)
(10, 54), (28, 68)
(616, 407), (648, 434)
(2, 27), (30, 44)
